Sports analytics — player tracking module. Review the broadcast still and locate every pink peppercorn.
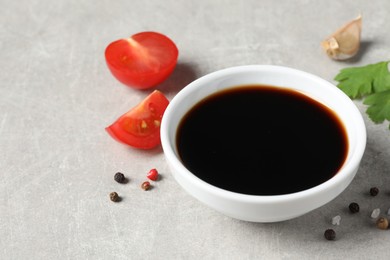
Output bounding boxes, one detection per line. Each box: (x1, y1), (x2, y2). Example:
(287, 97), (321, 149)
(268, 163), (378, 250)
(147, 168), (159, 181)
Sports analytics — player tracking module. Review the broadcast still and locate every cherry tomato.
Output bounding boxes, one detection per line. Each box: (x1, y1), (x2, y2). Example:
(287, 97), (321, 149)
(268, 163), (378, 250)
(106, 90), (169, 149)
(105, 32), (179, 89)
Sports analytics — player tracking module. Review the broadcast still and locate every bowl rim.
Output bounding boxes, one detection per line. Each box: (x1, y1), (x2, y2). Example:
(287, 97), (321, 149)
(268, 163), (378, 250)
(161, 65), (367, 204)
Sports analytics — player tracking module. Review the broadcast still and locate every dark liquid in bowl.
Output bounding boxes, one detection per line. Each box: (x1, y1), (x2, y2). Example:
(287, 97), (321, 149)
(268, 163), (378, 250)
(176, 85), (348, 195)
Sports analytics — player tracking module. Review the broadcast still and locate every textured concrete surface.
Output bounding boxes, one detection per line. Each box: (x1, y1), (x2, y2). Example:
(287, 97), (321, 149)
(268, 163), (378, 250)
(1, 0), (390, 259)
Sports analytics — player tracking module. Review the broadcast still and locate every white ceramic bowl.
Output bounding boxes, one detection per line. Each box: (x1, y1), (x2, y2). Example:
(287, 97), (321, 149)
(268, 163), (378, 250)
(161, 65), (366, 222)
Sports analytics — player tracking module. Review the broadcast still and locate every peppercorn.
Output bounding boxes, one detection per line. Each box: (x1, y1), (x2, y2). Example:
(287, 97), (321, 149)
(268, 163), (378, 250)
(324, 229), (336, 241)
(110, 192), (120, 202)
(369, 187), (379, 196)
(371, 208), (381, 219)
(376, 217), (389, 230)
(349, 202), (360, 213)
(114, 172), (126, 184)
(147, 168), (159, 181)
(141, 181), (151, 191)
(332, 215), (341, 226)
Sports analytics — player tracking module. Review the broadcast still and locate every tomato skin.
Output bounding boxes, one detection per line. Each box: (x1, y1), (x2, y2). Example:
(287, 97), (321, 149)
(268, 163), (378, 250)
(106, 90), (169, 149)
(105, 32), (179, 89)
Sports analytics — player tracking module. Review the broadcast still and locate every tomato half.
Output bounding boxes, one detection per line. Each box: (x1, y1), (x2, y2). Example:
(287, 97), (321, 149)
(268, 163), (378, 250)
(106, 90), (169, 149)
(105, 32), (179, 89)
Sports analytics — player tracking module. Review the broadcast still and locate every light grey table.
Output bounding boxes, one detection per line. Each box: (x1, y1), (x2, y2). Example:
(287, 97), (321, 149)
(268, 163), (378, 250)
(1, 0), (390, 259)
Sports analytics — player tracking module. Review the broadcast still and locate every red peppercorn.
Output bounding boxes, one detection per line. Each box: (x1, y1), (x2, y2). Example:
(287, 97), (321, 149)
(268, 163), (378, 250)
(147, 168), (159, 181)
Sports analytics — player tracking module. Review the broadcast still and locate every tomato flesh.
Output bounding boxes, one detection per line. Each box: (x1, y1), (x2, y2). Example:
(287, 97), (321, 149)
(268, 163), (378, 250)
(106, 90), (169, 149)
(105, 32), (178, 89)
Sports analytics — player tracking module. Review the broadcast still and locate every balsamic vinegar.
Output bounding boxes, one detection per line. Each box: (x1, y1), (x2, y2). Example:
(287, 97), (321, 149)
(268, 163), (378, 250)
(176, 85), (348, 195)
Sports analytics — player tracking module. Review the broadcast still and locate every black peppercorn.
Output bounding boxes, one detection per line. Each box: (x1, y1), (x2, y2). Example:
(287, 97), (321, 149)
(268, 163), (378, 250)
(370, 187), (379, 196)
(114, 172), (126, 184)
(324, 229), (336, 241)
(349, 202), (360, 213)
(110, 192), (120, 202)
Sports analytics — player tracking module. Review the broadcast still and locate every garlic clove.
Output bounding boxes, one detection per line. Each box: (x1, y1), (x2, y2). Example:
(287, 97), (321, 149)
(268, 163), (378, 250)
(321, 15), (362, 60)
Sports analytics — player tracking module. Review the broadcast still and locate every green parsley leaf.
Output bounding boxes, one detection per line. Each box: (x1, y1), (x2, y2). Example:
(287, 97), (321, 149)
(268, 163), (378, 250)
(334, 61), (390, 99)
(334, 60), (390, 130)
(363, 90), (390, 128)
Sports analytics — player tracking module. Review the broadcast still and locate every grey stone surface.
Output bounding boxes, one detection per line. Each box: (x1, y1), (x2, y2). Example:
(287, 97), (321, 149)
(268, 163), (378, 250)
(1, 0), (390, 259)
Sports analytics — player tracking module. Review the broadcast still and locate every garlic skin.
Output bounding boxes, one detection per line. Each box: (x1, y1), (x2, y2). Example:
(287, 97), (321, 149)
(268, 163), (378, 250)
(321, 15), (362, 60)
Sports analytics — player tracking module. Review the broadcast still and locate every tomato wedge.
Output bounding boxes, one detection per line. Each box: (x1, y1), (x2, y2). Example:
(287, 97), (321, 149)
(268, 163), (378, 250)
(105, 32), (179, 89)
(106, 90), (169, 149)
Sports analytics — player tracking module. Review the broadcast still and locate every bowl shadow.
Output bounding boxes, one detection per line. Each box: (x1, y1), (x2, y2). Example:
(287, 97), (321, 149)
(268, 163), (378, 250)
(158, 62), (200, 95)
